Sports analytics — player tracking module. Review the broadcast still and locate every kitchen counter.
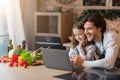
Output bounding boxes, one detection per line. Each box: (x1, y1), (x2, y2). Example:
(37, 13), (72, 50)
(0, 63), (71, 80)
(63, 42), (71, 51)
(1, 63), (117, 80)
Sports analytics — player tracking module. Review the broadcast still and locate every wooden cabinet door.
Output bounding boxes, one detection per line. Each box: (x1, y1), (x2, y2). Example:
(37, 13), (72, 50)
(80, 0), (109, 9)
(109, 0), (120, 9)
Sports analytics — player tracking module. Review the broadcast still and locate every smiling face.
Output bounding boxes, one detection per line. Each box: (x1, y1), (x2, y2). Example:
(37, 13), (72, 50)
(84, 21), (102, 42)
(73, 28), (86, 44)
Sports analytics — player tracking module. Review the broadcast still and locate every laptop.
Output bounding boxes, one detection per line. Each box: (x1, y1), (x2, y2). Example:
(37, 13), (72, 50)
(41, 48), (84, 71)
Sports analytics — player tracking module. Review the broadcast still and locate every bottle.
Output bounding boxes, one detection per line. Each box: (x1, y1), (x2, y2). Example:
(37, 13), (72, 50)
(22, 40), (26, 49)
(8, 40), (13, 52)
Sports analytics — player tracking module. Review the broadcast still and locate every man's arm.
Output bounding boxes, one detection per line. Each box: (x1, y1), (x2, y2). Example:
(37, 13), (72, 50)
(82, 31), (120, 69)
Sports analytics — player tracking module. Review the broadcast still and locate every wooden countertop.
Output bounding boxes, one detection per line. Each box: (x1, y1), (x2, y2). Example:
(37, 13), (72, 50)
(63, 42), (71, 47)
(0, 63), (71, 80)
(1, 63), (114, 80)
(63, 42), (71, 51)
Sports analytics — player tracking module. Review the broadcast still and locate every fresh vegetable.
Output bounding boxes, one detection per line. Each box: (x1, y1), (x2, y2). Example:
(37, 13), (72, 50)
(31, 51), (43, 61)
(13, 46), (23, 56)
(20, 50), (32, 65)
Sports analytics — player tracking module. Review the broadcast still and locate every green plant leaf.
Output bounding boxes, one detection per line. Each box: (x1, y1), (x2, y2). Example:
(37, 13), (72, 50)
(77, 10), (120, 22)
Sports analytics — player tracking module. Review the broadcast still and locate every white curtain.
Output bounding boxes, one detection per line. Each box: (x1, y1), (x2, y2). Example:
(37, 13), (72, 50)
(0, 0), (26, 56)
(5, 0), (26, 48)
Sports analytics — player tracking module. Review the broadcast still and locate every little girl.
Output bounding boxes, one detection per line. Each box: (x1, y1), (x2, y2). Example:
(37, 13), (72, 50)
(69, 21), (97, 80)
(69, 21), (97, 61)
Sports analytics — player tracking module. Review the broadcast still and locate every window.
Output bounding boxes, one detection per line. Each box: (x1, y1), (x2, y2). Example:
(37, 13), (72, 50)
(0, 0), (9, 56)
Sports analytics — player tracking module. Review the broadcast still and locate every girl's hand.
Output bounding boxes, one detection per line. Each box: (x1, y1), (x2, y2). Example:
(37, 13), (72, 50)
(71, 55), (83, 67)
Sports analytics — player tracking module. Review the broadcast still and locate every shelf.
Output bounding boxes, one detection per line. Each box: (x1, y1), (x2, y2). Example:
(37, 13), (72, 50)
(34, 12), (73, 49)
(80, 0), (120, 10)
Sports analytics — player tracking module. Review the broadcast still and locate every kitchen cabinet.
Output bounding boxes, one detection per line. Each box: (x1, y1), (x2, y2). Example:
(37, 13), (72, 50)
(109, 0), (120, 9)
(80, 0), (120, 9)
(34, 12), (73, 49)
(81, 0), (108, 9)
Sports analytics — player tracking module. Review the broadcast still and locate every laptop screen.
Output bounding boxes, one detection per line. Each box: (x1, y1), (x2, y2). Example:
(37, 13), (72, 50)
(41, 48), (72, 71)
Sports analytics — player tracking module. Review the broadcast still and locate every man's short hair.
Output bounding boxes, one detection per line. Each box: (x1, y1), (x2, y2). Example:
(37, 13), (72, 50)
(82, 13), (106, 33)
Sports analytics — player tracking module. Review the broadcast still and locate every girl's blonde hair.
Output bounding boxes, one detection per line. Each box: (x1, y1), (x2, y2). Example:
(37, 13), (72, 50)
(71, 21), (91, 48)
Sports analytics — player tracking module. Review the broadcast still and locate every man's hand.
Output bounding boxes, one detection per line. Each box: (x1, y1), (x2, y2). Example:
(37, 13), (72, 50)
(71, 55), (83, 67)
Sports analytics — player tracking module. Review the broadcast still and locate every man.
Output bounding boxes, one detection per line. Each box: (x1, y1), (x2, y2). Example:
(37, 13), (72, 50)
(71, 13), (120, 69)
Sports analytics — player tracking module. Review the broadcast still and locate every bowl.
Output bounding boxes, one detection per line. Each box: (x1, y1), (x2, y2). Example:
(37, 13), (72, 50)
(104, 69), (120, 80)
